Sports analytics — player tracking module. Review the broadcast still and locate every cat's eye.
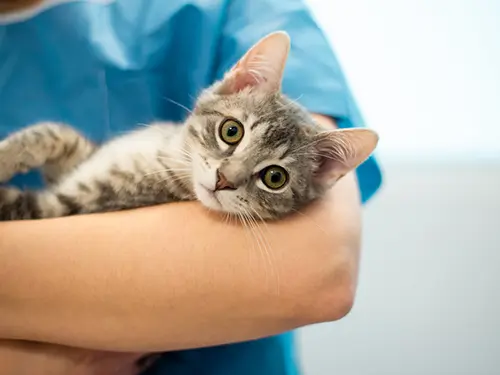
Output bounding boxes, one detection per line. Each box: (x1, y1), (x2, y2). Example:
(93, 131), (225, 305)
(219, 118), (244, 145)
(260, 165), (288, 190)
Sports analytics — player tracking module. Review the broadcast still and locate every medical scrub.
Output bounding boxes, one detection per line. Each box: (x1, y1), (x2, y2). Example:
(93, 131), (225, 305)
(0, 0), (382, 374)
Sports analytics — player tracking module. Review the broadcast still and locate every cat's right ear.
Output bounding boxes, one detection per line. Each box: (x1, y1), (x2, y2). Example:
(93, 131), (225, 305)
(215, 31), (291, 95)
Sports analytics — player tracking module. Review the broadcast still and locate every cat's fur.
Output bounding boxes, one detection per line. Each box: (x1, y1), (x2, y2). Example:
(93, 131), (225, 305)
(0, 31), (378, 222)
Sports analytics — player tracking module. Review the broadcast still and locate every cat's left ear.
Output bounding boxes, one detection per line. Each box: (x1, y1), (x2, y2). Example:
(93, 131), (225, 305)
(311, 128), (379, 188)
(216, 31), (291, 95)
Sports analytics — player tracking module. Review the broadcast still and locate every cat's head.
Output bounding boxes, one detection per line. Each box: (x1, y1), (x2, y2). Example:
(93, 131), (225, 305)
(184, 31), (378, 219)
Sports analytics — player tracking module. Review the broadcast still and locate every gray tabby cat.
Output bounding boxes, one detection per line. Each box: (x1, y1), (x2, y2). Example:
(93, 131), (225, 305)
(0, 31), (378, 222)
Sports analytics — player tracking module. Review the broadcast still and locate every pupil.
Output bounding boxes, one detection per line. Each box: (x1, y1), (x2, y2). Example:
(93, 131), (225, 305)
(270, 172), (282, 183)
(227, 126), (238, 137)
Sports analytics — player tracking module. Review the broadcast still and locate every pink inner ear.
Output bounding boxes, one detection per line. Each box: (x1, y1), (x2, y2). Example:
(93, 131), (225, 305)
(217, 69), (259, 95)
(312, 133), (355, 185)
(311, 128), (379, 187)
(231, 69), (262, 92)
(217, 32), (290, 95)
(314, 155), (344, 181)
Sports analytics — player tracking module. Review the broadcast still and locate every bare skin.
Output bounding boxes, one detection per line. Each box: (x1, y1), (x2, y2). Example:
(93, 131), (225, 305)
(0, 115), (365, 374)
(0, 342), (148, 375)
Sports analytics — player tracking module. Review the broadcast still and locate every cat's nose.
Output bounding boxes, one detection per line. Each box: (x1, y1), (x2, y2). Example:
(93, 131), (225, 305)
(215, 169), (236, 191)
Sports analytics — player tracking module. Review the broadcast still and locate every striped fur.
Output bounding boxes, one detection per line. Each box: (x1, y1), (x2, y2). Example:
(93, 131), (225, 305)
(0, 31), (378, 222)
(0, 122), (193, 220)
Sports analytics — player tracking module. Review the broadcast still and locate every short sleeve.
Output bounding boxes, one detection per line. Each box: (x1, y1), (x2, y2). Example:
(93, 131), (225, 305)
(213, 0), (382, 203)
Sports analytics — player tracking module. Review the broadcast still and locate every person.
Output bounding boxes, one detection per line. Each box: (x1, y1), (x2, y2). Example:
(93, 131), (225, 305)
(0, 0), (383, 374)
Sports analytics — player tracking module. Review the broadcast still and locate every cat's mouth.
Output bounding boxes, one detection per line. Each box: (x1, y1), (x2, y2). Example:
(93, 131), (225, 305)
(195, 183), (223, 211)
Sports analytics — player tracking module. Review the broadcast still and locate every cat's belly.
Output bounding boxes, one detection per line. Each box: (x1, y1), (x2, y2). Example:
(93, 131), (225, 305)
(0, 341), (150, 375)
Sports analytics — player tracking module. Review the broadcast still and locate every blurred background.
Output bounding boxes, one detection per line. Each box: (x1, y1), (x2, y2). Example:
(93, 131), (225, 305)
(299, 1), (500, 374)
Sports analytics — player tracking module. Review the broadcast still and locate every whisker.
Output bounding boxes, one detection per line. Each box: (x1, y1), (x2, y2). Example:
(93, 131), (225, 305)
(153, 173), (192, 186)
(241, 209), (270, 287)
(290, 208), (328, 235)
(163, 97), (193, 114)
(137, 123), (169, 138)
(279, 94), (304, 110)
(237, 211), (258, 274)
(178, 148), (193, 158)
(152, 171), (191, 180)
(156, 155), (191, 166)
(241, 206), (279, 294)
(246, 206), (280, 295)
(143, 168), (191, 177)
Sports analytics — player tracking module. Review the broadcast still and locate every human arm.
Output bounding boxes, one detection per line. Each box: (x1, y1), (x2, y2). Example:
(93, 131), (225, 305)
(0, 114), (362, 352)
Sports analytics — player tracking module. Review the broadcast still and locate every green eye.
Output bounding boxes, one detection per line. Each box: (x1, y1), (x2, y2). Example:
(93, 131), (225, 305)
(219, 118), (244, 145)
(260, 165), (288, 190)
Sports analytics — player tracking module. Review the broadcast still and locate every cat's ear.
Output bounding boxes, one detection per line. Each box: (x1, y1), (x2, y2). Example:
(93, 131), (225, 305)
(216, 31), (291, 95)
(311, 128), (379, 188)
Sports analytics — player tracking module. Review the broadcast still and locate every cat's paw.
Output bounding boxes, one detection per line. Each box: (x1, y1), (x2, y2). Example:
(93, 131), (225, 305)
(0, 141), (20, 183)
(0, 168), (16, 183)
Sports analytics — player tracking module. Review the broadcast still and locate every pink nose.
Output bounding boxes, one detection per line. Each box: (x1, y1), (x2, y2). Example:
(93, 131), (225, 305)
(215, 169), (236, 191)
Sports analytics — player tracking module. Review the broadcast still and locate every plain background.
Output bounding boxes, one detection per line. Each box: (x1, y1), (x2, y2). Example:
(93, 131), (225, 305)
(299, 1), (500, 374)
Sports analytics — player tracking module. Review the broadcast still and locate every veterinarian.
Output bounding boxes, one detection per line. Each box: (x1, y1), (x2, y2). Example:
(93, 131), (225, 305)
(0, 0), (382, 374)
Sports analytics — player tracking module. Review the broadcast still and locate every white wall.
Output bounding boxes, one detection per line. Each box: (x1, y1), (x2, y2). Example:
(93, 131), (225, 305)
(306, 0), (500, 161)
(298, 163), (500, 375)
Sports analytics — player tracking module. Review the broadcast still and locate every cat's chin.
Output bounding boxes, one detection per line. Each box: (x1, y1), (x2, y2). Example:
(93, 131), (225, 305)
(194, 183), (224, 212)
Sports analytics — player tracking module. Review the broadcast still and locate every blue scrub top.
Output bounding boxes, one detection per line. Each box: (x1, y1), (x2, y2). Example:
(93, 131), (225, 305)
(0, 0), (382, 374)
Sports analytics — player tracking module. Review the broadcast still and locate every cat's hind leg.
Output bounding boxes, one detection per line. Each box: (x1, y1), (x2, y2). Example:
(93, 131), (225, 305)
(0, 122), (96, 184)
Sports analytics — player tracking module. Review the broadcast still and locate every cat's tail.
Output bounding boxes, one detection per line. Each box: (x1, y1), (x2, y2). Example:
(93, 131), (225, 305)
(0, 187), (69, 221)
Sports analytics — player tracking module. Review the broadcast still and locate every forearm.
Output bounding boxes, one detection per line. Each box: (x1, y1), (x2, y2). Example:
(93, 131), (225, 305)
(0, 116), (363, 352)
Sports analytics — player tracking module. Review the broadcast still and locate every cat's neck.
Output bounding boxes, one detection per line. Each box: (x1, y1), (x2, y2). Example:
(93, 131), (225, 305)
(145, 122), (195, 197)
(162, 125), (192, 170)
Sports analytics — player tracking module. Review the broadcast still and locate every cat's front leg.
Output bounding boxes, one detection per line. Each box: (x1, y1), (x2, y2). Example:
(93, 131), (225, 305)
(0, 122), (96, 184)
(0, 125), (56, 182)
(0, 139), (27, 183)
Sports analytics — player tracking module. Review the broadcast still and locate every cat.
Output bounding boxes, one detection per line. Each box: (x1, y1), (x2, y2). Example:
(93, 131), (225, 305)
(0, 31), (378, 222)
